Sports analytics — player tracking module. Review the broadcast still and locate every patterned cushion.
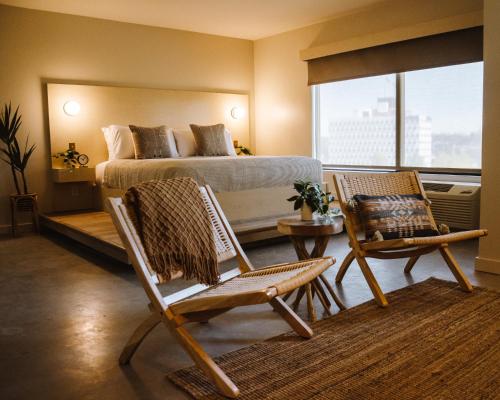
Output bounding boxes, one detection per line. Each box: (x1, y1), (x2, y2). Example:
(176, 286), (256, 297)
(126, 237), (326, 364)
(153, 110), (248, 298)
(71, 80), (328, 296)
(190, 123), (229, 156)
(353, 194), (438, 240)
(129, 125), (178, 159)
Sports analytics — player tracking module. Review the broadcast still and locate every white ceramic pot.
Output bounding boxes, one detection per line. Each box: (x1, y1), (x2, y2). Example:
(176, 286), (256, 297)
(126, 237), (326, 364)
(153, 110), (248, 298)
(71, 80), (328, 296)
(301, 204), (314, 221)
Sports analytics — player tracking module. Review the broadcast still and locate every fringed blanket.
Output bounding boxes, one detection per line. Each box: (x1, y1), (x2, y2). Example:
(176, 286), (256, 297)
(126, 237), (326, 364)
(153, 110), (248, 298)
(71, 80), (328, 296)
(124, 178), (220, 285)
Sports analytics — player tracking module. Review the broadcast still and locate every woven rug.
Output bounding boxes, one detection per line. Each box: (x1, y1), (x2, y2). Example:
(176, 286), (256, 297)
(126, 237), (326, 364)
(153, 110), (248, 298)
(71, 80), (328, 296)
(168, 278), (500, 399)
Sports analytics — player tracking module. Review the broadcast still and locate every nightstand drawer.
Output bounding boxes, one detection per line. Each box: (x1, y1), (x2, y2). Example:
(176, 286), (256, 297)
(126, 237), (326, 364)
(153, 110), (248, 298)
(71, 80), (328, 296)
(52, 168), (95, 183)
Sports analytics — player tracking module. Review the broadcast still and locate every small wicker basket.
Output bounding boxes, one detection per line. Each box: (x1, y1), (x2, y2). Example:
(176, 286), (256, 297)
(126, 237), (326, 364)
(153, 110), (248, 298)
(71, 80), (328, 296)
(9, 193), (39, 237)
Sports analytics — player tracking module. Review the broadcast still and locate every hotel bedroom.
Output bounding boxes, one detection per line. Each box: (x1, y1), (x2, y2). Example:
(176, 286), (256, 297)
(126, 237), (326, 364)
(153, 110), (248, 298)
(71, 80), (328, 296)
(0, 0), (499, 399)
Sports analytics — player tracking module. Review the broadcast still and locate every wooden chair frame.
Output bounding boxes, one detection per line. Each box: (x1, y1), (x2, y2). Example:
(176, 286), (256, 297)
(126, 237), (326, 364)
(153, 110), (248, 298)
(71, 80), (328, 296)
(108, 185), (335, 398)
(333, 171), (487, 308)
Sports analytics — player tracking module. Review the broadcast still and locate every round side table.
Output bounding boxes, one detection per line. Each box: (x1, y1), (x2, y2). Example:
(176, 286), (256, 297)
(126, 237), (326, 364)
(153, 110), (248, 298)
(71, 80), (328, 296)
(277, 216), (346, 322)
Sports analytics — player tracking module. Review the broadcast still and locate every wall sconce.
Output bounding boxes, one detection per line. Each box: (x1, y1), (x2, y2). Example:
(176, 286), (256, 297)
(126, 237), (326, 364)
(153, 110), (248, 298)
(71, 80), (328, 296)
(63, 100), (80, 116)
(230, 106), (245, 120)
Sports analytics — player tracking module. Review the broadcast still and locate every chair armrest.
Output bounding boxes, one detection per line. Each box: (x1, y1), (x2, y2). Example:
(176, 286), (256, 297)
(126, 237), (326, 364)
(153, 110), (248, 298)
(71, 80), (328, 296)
(361, 229), (488, 251)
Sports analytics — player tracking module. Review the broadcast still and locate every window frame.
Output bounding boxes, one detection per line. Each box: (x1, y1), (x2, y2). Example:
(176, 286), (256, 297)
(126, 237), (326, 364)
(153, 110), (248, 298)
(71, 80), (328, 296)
(313, 69), (482, 176)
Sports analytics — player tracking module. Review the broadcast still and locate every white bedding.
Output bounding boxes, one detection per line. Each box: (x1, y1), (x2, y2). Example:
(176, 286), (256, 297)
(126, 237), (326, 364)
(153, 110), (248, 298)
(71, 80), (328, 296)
(96, 156), (322, 192)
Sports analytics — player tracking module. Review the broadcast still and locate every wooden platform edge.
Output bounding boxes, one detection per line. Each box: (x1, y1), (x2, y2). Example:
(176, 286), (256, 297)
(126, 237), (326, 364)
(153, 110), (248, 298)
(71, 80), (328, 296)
(40, 213), (130, 264)
(39, 211), (286, 263)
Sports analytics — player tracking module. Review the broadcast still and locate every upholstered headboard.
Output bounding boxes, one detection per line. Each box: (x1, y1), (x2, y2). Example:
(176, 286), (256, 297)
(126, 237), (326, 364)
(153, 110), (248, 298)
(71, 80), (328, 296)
(47, 83), (249, 167)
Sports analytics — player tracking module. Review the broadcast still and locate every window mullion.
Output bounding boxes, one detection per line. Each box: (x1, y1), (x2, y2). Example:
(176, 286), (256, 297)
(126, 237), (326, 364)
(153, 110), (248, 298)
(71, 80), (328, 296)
(396, 73), (405, 169)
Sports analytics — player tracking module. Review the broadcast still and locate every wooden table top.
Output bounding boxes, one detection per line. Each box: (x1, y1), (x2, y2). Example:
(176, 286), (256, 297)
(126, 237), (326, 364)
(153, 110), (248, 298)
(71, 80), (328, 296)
(277, 216), (344, 237)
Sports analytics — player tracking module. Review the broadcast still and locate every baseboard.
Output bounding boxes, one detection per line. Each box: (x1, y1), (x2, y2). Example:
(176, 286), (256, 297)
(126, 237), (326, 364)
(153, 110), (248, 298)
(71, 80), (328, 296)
(0, 222), (33, 235)
(475, 256), (500, 275)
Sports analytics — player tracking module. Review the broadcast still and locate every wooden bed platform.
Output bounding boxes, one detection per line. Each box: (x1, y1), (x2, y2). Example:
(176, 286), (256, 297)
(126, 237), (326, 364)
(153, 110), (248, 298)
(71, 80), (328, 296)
(40, 210), (284, 264)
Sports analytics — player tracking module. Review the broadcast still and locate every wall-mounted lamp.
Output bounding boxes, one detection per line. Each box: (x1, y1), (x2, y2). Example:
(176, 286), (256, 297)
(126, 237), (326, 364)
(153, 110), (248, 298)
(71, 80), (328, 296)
(63, 100), (80, 116)
(230, 106), (245, 120)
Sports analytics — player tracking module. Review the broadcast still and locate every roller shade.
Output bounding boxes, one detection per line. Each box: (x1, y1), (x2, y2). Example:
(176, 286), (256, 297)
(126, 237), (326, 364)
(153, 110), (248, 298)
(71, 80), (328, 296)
(307, 26), (483, 86)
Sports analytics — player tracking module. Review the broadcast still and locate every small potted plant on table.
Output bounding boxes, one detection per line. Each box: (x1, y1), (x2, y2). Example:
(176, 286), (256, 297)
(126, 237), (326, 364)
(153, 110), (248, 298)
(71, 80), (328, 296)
(0, 103), (37, 236)
(287, 179), (338, 221)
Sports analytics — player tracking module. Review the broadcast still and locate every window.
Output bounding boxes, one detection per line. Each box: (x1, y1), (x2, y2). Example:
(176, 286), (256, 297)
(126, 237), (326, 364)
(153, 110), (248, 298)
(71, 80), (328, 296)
(314, 62), (483, 173)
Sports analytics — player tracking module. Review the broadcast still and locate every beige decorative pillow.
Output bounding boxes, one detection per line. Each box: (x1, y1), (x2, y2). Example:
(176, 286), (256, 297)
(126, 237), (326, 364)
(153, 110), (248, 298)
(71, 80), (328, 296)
(129, 125), (178, 159)
(190, 123), (229, 156)
(173, 129), (197, 157)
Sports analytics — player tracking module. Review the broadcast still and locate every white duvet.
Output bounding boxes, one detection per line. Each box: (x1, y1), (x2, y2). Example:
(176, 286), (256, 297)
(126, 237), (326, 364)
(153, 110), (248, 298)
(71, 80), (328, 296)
(97, 156), (322, 192)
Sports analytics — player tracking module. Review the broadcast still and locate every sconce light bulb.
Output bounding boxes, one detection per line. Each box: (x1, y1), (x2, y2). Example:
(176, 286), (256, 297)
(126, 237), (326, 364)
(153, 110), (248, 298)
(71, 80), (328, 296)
(63, 100), (80, 116)
(231, 106), (245, 120)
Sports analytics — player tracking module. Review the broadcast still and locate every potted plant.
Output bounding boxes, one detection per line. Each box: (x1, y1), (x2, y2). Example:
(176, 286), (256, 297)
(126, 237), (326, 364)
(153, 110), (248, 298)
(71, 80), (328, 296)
(0, 103), (38, 235)
(52, 144), (80, 168)
(287, 179), (335, 221)
(233, 140), (254, 156)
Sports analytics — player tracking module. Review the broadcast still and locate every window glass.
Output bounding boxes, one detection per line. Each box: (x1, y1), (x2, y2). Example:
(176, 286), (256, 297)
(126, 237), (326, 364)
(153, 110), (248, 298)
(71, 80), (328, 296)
(317, 74), (396, 167)
(403, 62), (483, 169)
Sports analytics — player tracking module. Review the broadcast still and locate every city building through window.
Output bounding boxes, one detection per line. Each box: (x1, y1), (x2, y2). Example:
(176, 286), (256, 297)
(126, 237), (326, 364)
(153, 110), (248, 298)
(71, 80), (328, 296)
(314, 62), (483, 173)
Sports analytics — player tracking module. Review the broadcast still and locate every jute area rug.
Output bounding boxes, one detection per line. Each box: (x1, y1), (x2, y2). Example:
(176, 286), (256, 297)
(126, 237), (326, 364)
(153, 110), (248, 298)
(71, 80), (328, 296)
(168, 278), (500, 399)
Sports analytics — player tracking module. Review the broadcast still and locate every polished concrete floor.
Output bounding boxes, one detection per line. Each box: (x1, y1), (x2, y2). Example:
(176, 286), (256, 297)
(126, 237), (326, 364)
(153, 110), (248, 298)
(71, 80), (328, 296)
(1, 231), (499, 400)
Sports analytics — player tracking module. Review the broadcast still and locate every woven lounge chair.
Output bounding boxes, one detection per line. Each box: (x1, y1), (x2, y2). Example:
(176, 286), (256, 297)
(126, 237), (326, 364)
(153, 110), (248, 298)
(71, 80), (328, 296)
(333, 171), (487, 308)
(108, 185), (335, 398)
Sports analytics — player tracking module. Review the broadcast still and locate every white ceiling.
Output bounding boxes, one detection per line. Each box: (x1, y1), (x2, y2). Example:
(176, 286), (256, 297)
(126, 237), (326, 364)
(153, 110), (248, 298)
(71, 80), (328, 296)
(0, 0), (386, 40)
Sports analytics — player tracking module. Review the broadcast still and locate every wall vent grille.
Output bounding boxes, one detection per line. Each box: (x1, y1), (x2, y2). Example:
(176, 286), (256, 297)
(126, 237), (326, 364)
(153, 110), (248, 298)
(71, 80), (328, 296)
(422, 182), (453, 192)
(423, 182), (480, 230)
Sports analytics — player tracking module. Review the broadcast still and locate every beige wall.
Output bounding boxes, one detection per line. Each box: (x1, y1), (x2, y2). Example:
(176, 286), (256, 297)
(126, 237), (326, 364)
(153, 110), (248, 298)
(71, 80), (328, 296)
(0, 5), (253, 228)
(253, 0), (483, 156)
(1, 0), (492, 240)
(476, 0), (500, 274)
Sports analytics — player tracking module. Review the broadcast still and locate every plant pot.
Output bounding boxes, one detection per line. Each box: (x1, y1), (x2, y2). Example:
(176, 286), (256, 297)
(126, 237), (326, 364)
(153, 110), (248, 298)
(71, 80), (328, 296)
(301, 204), (314, 221)
(9, 193), (39, 237)
(11, 193), (37, 211)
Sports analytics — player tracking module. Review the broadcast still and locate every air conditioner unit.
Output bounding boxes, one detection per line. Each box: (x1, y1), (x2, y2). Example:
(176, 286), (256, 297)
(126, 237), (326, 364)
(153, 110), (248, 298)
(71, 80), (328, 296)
(422, 182), (480, 230)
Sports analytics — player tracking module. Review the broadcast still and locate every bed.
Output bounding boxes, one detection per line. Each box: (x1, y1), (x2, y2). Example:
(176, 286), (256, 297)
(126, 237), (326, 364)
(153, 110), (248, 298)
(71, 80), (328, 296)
(96, 155), (323, 238)
(47, 83), (323, 243)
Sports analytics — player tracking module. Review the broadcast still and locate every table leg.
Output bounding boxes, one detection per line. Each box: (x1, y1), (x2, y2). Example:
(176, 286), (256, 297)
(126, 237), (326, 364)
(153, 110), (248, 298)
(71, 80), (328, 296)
(282, 290), (294, 302)
(311, 279), (332, 317)
(289, 236), (310, 260)
(292, 286), (306, 311)
(311, 236), (330, 258)
(313, 277), (331, 307)
(288, 235), (339, 320)
(305, 283), (316, 323)
(319, 274), (346, 310)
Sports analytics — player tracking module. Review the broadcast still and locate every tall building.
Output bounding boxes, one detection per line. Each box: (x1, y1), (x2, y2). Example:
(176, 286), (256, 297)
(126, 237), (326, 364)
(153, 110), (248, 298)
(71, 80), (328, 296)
(319, 97), (432, 167)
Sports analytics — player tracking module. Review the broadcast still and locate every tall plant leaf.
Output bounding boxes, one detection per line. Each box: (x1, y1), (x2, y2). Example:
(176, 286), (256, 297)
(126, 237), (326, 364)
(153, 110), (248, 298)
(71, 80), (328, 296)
(0, 147), (14, 164)
(0, 103), (21, 146)
(20, 135), (36, 170)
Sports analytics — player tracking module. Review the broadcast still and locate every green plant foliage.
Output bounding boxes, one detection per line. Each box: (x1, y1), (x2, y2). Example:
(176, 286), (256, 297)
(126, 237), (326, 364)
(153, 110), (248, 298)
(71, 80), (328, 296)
(235, 146), (253, 156)
(53, 148), (80, 168)
(0, 103), (36, 194)
(287, 179), (335, 216)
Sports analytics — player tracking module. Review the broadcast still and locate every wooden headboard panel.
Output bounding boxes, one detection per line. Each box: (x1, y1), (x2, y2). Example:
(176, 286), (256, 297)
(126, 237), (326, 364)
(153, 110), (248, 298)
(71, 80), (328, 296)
(47, 83), (249, 167)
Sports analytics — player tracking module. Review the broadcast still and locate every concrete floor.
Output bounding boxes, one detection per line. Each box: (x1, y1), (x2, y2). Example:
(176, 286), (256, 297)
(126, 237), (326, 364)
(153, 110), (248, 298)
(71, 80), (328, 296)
(1, 231), (499, 400)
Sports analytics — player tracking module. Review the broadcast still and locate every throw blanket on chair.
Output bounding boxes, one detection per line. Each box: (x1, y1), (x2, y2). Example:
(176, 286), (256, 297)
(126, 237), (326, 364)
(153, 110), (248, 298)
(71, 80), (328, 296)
(124, 178), (220, 285)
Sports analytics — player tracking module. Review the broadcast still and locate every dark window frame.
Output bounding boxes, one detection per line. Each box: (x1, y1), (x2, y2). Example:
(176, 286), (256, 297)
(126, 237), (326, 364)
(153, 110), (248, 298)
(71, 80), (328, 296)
(313, 66), (483, 175)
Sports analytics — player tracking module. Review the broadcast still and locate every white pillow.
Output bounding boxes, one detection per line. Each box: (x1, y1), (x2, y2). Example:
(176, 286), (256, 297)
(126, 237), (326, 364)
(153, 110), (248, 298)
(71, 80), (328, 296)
(173, 129), (197, 157)
(166, 127), (180, 158)
(102, 125), (135, 160)
(224, 128), (237, 157)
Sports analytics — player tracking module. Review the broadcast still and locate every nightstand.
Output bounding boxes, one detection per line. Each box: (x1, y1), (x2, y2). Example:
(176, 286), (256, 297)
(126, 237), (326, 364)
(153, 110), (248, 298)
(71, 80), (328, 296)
(51, 168), (96, 211)
(52, 167), (95, 183)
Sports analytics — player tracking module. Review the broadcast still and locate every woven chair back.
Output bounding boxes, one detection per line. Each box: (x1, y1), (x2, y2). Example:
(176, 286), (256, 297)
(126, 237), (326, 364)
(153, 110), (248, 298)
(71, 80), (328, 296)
(333, 171), (432, 234)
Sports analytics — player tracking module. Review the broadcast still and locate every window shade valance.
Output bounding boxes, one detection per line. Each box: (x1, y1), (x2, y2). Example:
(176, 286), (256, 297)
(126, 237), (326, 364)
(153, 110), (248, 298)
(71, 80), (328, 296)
(307, 26), (483, 86)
